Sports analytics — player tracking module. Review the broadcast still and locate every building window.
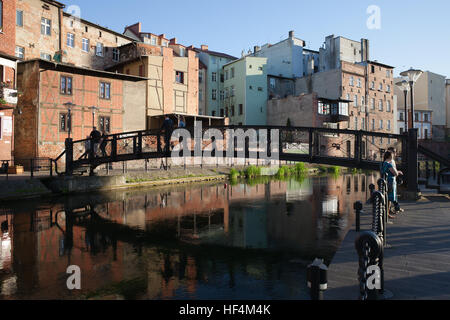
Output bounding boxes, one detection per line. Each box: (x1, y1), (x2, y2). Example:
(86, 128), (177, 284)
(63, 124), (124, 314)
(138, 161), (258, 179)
(82, 38), (90, 52)
(378, 100), (383, 111)
(379, 120), (383, 129)
(354, 95), (358, 107)
(212, 72), (217, 82)
(96, 43), (104, 57)
(59, 113), (69, 132)
(231, 85), (235, 97)
(386, 70), (390, 78)
(212, 111), (216, 117)
(399, 112), (404, 121)
(212, 89), (217, 100)
(379, 83), (383, 91)
(357, 78), (362, 88)
(199, 71), (203, 84)
(270, 78), (276, 89)
(371, 119), (375, 130)
(15, 46), (25, 59)
(175, 71), (184, 84)
(424, 113), (429, 122)
(40, 52), (52, 61)
(387, 120), (391, 131)
(258, 87), (263, 92)
(179, 47), (185, 57)
(151, 37), (156, 45)
(361, 96), (365, 107)
(60, 76), (73, 95)
(67, 33), (75, 48)
(318, 102), (330, 115)
(231, 67), (235, 78)
(225, 70), (229, 81)
(349, 76), (354, 86)
(371, 98), (375, 110)
(199, 89), (203, 101)
(112, 48), (120, 62)
(370, 81), (375, 90)
(100, 82), (111, 99)
(16, 10), (23, 27)
(354, 117), (358, 130)
(231, 105), (235, 117)
(98, 116), (111, 133)
(386, 85), (391, 93)
(415, 113), (419, 122)
(41, 18), (51, 36)
(239, 104), (243, 115)
(387, 100), (391, 112)
(220, 90), (224, 101)
(371, 65), (375, 73)
(225, 88), (229, 99)
(361, 118), (365, 131)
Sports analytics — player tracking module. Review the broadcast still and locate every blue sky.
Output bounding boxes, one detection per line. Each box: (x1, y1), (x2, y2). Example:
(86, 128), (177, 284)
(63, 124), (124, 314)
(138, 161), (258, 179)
(68, 0), (449, 78)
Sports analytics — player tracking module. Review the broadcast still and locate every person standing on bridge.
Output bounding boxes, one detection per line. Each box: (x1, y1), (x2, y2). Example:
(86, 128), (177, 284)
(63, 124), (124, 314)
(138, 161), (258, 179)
(161, 116), (174, 154)
(89, 127), (102, 159)
(381, 151), (403, 219)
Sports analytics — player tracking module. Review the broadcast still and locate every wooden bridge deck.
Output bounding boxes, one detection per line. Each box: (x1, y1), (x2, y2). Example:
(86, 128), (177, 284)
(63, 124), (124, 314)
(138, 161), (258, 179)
(325, 194), (450, 300)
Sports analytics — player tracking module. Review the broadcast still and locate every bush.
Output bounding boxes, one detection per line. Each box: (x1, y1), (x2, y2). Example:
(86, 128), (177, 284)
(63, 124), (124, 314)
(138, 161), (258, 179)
(295, 162), (307, 175)
(244, 165), (261, 179)
(230, 168), (240, 180)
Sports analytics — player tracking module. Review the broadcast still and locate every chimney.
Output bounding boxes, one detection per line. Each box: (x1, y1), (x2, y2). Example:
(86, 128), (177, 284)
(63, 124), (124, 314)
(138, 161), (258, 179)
(289, 30), (294, 38)
(361, 38), (370, 62)
(201, 44), (209, 51)
(253, 46), (260, 54)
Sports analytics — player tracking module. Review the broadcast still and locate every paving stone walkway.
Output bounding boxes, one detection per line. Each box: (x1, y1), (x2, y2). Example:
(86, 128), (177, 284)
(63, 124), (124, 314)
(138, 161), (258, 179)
(325, 194), (450, 300)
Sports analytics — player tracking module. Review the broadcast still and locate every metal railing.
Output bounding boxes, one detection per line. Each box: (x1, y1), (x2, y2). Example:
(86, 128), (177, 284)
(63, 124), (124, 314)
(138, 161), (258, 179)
(1, 158), (54, 180)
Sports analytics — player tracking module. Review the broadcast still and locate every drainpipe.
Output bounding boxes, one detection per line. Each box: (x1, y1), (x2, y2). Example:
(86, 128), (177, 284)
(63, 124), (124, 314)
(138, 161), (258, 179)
(58, 7), (63, 60)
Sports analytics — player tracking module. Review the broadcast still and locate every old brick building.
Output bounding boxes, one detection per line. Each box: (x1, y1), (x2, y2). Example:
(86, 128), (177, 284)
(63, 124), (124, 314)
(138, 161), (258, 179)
(15, 0), (134, 70)
(0, 0), (18, 161)
(107, 41), (201, 129)
(14, 59), (146, 163)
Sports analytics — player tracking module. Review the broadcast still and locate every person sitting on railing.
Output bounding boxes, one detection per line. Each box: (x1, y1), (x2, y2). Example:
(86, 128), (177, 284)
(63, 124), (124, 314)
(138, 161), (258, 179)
(381, 151), (403, 219)
(89, 127), (102, 158)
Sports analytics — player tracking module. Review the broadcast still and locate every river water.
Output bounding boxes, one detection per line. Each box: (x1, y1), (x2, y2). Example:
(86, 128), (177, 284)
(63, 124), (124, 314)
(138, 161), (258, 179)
(0, 173), (375, 300)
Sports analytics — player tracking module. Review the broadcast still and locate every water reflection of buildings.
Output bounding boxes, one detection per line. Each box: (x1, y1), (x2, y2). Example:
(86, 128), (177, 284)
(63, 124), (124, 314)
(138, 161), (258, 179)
(0, 174), (375, 299)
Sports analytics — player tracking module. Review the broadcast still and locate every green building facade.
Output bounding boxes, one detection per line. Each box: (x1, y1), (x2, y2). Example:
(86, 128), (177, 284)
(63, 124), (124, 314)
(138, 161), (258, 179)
(223, 56), (268, 125)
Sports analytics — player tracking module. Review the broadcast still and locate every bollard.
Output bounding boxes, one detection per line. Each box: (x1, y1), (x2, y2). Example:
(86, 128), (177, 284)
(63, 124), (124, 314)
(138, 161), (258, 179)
(307, 258), (328, 300)
(354, 201), (363, 232)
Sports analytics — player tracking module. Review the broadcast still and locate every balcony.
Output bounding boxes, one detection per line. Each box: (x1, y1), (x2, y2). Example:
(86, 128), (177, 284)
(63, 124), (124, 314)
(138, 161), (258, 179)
(0, 86), (18, 106)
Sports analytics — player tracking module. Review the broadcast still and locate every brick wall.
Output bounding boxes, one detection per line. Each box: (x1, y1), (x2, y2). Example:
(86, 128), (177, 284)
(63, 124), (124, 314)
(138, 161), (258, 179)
(15, 60), (149, 162)
(0, 0), (16, 56)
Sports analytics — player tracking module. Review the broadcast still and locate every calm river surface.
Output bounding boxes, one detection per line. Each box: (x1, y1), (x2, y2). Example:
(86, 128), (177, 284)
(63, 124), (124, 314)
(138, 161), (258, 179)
(0, 174), (375, 300)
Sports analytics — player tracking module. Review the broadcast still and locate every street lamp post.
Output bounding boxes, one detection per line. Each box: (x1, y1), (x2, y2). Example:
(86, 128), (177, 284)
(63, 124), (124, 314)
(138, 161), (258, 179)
(400, 68), (423, 130)
(90, 106), (99, 130)
(63, 102), (75, 139)
(395, 80), (410, 133)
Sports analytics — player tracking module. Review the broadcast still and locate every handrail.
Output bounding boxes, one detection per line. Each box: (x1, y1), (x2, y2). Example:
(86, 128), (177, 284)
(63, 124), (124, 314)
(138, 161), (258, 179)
(418, 145), (450, 168)
(69, 126), (405, 144)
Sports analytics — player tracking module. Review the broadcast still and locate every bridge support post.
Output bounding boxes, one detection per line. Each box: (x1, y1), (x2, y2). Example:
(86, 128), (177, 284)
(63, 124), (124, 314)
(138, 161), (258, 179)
(355, 132), (362, 165)
(406, 129), (420, 200)
(65, 138), (73, 176)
